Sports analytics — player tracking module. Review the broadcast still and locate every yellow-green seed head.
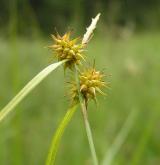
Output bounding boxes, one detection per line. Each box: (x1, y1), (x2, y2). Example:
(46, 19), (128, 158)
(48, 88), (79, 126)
(69, 67), (107, 104)
(49, 31), (85, 69)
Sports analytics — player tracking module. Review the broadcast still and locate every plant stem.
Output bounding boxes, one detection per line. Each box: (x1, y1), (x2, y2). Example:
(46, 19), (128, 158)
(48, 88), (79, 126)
(80, 100), (99, 165)
(102, 109), (137, 165)
(74, 65), (98, 165)
(46, 104), (78, 165)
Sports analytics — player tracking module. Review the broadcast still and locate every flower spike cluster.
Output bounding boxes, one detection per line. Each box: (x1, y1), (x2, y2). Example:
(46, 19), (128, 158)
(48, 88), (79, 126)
(49, 31), (85, 69)
(69, 66), (107, 105)
(49, 14), (107, 106)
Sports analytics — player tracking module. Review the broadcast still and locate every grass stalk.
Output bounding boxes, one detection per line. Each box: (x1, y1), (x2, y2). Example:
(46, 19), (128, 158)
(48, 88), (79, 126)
(101, 109), (137, 165)
(46, 104), (78, 165)
(130, 110), (159, 165)
(9, 0), (23, 163)
(81, 100), (99, 165)
(74, 65), (98, 165)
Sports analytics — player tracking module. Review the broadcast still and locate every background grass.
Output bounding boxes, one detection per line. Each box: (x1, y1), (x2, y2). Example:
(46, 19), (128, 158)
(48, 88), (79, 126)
(0, 32), (160, 165)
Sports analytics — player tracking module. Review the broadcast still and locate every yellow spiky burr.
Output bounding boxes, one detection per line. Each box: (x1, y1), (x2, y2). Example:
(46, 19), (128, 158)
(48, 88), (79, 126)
(49, 31), (85, 70)
(69, 66), (107, 105)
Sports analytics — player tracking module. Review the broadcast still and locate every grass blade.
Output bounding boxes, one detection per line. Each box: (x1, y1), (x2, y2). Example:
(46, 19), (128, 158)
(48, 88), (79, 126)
(101, 109), (137, 165)
(130, 110), (159, 165)
(0, 60), (66, 123)
(46, 104), (78, 165)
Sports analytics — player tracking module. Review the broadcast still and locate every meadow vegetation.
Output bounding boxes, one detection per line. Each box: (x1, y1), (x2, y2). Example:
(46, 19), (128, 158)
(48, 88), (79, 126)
(0, 31), (160, 164)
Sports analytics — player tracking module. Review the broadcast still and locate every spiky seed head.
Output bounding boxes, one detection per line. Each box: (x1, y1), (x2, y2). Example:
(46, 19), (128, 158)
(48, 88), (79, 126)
(69, 67), (107, 105)
(49, 31), (85, 70)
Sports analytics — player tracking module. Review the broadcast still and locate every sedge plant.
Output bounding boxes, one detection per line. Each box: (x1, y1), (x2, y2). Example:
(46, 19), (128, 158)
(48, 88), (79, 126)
(0, 13), (110, 165)
(46, 13), (106, 165)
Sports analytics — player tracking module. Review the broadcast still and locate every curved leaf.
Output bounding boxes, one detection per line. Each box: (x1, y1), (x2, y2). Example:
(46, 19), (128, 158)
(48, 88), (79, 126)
(0, 60), (66, 122)
(46, 104), (78, 165)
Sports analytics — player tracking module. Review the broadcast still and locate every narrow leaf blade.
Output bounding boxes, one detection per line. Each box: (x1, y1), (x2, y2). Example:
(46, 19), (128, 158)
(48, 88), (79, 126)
(0, 60), (66, 122)
(101, 109), (137, 165)
(46, 104), (78, 165)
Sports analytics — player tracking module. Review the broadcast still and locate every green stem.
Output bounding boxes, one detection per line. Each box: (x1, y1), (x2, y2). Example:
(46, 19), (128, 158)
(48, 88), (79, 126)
(130, 111), (158, 165)
(74, 65), (98, 165)
(102, 109), (137, 165)
(9, 0), (22, 163)
(46, 104), (78, 165)
(81, 100), (99, 165)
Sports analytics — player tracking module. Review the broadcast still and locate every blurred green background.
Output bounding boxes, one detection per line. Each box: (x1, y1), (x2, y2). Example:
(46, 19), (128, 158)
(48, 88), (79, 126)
(0, 0), (160, 164)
